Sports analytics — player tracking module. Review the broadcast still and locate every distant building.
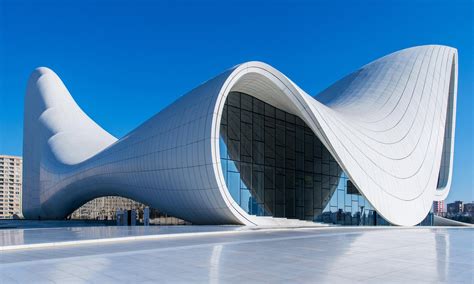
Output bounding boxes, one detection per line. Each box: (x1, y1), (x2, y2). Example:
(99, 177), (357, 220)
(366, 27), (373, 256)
(69, 196), (189, 225)
(447, 201), (463, 215)
(432, 201), (445, 215)
(0, 155), (22, 219)
(69, 196), (145, 220)
(463, 202), (474, 216)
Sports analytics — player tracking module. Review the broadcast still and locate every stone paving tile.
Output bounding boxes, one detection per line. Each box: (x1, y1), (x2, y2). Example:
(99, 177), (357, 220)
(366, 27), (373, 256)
(0, 227), (472, 283)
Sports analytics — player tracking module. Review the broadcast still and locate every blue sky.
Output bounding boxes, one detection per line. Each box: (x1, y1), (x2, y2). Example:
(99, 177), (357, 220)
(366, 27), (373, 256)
(0, 0), (472, 203)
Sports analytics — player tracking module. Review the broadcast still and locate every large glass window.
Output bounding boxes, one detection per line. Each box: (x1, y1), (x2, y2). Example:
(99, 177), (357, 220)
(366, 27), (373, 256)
(219, 92), (432, 225)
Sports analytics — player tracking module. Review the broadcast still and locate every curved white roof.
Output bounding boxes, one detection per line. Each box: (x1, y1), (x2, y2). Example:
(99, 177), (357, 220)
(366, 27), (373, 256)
(22, 45), (457, 226)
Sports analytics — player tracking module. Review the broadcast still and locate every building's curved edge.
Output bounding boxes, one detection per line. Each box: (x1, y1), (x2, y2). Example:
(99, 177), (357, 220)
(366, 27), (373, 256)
(22, 67), (118, 219)
(305, 46), (457, 225)
(211, 62), (323, 226)
(212, 45), (457, 226)
(434, 50), (458, 201)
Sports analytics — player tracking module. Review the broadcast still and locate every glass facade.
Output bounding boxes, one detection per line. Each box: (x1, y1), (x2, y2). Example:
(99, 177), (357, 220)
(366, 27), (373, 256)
(220, 92), (432, 226)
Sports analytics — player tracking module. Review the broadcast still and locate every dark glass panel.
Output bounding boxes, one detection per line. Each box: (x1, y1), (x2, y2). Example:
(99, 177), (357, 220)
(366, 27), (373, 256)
(276, 109), (286, 121)
(240, 162), (251, 189)
(295, 116), (305, 126)
(314, 173), (322, 182)
(275, 123), (285, 146)
(322, 147), (331, 162)
(275, 146), (285, 169)
(347, 180), (360, 195)
(285, 131), (295, 160)
(295, 175), (304, 207)
(253, 98), (264, 114)
(228, 106), (240, 140)
(296, 152), (304, 171)
(314, 138), (322, 158)
(305, 188), (314, 217)
(241, 109), (252, 124)
(241, 123), (252, 158)
(304, 134), (314, 160)
(265, 103), (275, 117)
(304, 174), (313, 188)
(264, 167), (274, 189)
(252, 168), (264, 203)
(322, 163), (330, 175)
(286, 120), (295, 131)
(286, 112), (296, 124)
(275, 204), (285, 217)
(275, 169), (285, 192)
(264, 126), (275, 158)
(264, 190), (275, 215)
(322, 175), (330, 189)
(227, 92), (240, 107)
(241, 93), (253, 111)
(252, 113), (264, 141)
(314, 160), (322, 174)
(275, 171), (285, 216)
(330, 161), (339, 177)
(314, 181), (322, 208)
(265, 157), (275, 167)
(227, 139), (240, 161)
(264, 116), (275, 127)
(286, 158), (295, 170)
(285, 187), (295, 218)
(221, 105), (228, 125)
(285, 170), (295, 189)
(295, 126), (304, 153)
(252, 141), (264, 165)
(241, 155), (252, 163)
(296, 207), (304, 220)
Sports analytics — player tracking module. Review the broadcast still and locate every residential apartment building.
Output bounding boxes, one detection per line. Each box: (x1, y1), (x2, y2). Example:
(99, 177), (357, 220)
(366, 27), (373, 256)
(463, 202), (474, 216)
(0, 155), (22, 218)
(447, 201), (464, 215)
(432, 201), (445, 215)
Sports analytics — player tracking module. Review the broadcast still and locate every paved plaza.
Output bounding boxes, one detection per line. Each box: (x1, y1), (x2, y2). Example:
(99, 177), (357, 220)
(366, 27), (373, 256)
(0, 226), (472, 283)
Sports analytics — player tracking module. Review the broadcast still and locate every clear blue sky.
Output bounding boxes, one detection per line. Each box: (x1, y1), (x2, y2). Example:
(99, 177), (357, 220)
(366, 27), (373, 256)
(0, 0), (472, 203)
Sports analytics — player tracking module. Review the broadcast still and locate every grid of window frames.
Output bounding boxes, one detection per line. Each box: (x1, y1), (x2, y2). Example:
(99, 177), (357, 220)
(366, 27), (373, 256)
(219, 92), (433, 225)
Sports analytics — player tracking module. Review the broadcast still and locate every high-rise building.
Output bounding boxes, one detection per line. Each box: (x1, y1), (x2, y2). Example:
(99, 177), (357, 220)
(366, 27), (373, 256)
(0, 155), (22, 219)
(432, 201), (445, 215)
(447, 201), (463, 215)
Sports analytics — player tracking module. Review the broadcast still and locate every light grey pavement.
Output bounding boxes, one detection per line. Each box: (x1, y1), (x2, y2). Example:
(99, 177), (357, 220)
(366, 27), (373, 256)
(0, 227), (472, 283)
(0, 225), (246, 247)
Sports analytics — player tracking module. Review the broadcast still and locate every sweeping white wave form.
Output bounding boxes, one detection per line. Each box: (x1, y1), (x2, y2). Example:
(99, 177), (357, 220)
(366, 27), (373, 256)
(22, 45), (457, 226)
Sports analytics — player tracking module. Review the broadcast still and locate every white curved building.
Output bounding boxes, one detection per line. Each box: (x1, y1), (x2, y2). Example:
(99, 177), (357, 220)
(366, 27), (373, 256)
(22, 45), (458, 226)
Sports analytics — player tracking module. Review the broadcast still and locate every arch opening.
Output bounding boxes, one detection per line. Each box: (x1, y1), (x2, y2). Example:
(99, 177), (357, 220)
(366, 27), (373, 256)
(68, 195), (190, 225)
(218, 91), (391, 224)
